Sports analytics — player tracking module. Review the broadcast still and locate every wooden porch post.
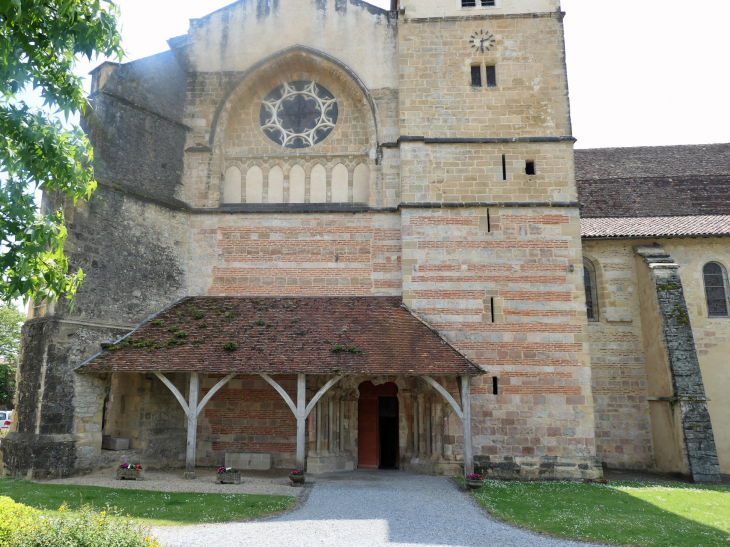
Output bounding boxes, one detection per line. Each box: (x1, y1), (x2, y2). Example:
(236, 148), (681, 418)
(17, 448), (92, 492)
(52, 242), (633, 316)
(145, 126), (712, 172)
(460, 375), (474, 477)
(154, 371), (236, 479)
(185, 372), (199, 477)
(296, 373), (307, 470)
(422, 375), (474, 479)
(260, 373), (342, 471)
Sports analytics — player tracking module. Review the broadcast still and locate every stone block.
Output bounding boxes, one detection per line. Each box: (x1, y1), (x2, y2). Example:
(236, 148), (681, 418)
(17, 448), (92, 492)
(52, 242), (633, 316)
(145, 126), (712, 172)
(225, 452), (271, 470)
(101, 436), (129, 451)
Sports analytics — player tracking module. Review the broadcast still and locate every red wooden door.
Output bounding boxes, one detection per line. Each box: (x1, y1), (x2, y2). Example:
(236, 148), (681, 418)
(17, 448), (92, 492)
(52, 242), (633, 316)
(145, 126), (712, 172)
(358, 397), (379, 469)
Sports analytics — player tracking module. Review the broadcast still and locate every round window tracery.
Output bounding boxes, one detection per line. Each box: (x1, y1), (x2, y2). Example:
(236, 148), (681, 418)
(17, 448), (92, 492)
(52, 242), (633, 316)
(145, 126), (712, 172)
(259, 81), (338, 149)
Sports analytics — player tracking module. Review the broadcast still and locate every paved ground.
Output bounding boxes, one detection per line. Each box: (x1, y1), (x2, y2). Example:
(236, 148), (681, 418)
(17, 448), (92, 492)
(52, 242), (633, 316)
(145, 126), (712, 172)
(42, 468), (300, 497)
(153, 470), (597, 547)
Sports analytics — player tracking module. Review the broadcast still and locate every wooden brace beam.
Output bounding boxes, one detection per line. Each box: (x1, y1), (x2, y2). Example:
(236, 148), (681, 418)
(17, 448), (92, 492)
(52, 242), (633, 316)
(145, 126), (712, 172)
(260, 373), (299, 416)
(305, 376), (343, 418)
(197, 373), (237, 416)
(154, 372), (189, 414)
(422, 376), (463, 421)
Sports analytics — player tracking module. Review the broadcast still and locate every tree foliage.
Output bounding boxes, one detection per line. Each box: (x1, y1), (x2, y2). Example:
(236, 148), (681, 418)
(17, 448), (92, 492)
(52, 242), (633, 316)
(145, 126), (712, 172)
(0, 302), (24, 400)
(0, 0), (123, 305)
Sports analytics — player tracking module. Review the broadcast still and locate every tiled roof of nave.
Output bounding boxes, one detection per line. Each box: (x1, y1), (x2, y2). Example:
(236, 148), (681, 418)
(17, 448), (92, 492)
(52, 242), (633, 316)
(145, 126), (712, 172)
(575, 144), (730, 220)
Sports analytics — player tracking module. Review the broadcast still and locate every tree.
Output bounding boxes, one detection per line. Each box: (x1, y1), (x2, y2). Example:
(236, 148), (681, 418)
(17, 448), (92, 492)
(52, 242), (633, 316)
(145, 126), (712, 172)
(0, 0), (123, 305)
(0, 302), (24, 400)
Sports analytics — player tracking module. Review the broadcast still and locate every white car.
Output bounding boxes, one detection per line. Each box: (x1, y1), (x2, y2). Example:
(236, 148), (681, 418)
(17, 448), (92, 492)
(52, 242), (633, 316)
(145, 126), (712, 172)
(0, 410), (12, 431)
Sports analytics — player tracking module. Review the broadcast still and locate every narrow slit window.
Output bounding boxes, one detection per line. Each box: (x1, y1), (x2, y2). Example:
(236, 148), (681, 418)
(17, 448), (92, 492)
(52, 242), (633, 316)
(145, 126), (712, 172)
(584, 258), (599, 322)
(502, 154), (507, 181)
(487, 209), (491, 232)
(704, 262), (729, 317)
(486, 65), (497, 88)
(471, 65), (482, 88)
(526, 161), (536, 176)
(492, 377), (499, 395)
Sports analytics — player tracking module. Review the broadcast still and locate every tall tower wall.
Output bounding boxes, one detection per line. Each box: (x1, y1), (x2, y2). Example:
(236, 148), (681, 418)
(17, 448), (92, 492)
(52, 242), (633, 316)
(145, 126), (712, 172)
(397, 1), (599, 477)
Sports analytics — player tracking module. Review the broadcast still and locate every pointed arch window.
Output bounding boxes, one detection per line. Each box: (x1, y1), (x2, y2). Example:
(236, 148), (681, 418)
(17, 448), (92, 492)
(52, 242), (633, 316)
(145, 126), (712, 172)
(584, 258), (599, 322)
(703, 262), (729, 317)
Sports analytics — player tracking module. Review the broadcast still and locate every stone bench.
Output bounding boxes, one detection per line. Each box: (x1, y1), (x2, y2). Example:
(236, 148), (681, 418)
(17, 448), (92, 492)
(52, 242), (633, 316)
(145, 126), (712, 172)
(224, 452), (271, 470)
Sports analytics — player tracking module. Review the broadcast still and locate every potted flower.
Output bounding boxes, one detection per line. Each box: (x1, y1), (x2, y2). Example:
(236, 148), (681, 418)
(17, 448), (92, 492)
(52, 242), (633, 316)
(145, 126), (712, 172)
(216, 467), (241, 484)
(116, 463), (143, 480)
(289, 469), (305, 486)
(465, 473), (484, 490)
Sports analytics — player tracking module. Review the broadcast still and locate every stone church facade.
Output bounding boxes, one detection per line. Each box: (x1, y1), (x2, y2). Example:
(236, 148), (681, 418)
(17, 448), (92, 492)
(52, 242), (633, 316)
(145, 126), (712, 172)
(0, 0), (724, 483)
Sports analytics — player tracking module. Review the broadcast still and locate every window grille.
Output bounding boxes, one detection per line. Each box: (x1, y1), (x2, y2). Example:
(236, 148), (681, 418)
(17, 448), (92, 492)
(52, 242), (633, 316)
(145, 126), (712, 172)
(703, 262), (729, 316)
(584, 259), (599, 321)
(462, 0), (496, 7)
(471, 66), (482, 87)
(486, 65), (497, 87)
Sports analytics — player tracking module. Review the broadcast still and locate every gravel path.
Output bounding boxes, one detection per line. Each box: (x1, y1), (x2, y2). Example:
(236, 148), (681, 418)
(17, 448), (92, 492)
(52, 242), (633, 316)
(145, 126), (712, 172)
(42, 468), (300, 497)
(153, 470), (598, 547)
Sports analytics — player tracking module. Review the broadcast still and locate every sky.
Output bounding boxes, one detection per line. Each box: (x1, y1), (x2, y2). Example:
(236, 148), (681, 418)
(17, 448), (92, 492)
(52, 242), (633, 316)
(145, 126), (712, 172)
(62, 0), (730, 149)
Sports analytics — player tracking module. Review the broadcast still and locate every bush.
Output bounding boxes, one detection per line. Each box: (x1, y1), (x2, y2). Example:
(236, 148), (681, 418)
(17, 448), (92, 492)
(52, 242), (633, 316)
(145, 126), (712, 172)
(0, 496), (162, 547)
(0, 496), (39, 545)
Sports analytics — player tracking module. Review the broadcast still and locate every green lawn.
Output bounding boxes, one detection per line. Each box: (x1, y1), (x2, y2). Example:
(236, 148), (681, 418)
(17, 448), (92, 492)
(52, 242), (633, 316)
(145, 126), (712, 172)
(0, 478), (296, 526)
(466, 479), (730, 547)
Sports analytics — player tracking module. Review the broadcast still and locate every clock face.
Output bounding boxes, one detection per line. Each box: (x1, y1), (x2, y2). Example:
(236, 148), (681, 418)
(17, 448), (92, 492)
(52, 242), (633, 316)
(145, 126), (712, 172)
(470, 30), (496, 53)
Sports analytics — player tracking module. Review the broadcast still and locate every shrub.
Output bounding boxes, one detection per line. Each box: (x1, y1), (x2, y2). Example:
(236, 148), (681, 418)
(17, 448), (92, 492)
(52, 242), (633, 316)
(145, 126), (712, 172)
(1, 497), (162, 547)
(0, 496), (39, 545)
(223, 341), (237, 351)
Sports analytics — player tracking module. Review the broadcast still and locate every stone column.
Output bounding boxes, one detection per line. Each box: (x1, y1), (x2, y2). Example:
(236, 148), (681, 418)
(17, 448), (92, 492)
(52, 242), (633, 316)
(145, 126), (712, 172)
(328, 396), (334, 455)
(316, 399), (323, 455)
(416, 394), (425, 455)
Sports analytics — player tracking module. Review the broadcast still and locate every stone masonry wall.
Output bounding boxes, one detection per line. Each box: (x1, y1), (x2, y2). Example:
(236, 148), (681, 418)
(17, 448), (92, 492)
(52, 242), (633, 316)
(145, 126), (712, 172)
(581, 240), (654, 470)
(397, 13), (571, 139)
(402, 206), (600, 478)
(399, 142), (576, 203)
(584, 238), (730, 476)
(189, 213), (401, 296)
(1, 321), (130, 479)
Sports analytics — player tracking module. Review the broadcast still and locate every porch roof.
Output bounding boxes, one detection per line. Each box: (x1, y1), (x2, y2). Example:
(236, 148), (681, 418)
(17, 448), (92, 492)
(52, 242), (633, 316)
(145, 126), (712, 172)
(77, 297), (482, 376)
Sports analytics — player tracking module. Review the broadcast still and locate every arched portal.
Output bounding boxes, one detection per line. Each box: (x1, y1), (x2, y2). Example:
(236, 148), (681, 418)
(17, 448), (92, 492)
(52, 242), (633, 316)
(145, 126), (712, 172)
(358, 381), (399, 470)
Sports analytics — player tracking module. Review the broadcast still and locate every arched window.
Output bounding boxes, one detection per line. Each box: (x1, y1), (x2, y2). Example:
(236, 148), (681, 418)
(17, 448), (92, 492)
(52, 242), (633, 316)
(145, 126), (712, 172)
(703, 262), (729, 317)
(583, 258), (599, 322)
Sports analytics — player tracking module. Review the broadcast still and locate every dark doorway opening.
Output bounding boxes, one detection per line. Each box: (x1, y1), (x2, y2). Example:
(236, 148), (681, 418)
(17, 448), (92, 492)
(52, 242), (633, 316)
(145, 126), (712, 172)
(358, 381), (399, 470)
(379, 396), (398, 469)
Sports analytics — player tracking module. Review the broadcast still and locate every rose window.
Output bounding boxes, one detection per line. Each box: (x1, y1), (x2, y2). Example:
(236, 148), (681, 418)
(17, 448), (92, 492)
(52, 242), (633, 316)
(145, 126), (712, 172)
(259, 81), (338, 149)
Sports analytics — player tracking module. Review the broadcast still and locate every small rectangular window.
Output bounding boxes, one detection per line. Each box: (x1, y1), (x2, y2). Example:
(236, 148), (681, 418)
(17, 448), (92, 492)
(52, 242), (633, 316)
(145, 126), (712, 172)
(486, 65), (497, 88)
(463, 0), (496, 7)
(492, 377), (499, 395)
(502, 154), (507, 181)
(526, 161), (536, 176)
(470, 66), (482, 87)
